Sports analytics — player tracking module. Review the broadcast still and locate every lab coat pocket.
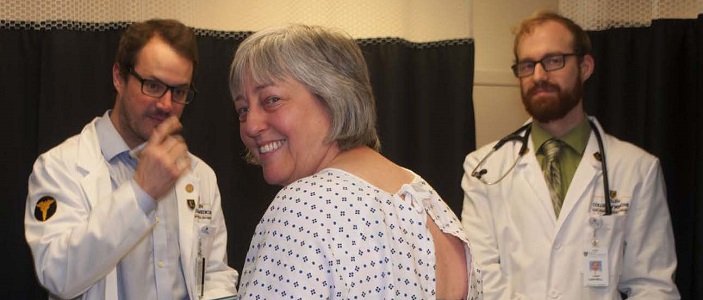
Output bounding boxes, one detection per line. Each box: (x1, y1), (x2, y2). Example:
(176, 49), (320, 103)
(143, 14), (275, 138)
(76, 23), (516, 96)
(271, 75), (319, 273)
(600, 214), (627, 278)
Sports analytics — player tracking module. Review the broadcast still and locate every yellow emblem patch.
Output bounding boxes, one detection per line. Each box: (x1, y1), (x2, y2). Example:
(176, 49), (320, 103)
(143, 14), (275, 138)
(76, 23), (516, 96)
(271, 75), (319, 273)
(34, 196), (57, 221)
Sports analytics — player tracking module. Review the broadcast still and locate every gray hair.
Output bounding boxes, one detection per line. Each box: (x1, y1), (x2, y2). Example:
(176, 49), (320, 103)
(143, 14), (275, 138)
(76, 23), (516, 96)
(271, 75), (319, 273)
(229, 24), (380, 152)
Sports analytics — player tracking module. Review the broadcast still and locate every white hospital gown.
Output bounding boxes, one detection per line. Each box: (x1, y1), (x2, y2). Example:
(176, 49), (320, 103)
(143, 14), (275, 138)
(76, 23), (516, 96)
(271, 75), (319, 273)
(238, 168), (482, 299)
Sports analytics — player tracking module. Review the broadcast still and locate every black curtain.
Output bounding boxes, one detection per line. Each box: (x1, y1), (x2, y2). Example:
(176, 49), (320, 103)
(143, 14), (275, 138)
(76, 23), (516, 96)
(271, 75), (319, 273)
(584, 15), (703, 299)
(0, 23), (474, 298)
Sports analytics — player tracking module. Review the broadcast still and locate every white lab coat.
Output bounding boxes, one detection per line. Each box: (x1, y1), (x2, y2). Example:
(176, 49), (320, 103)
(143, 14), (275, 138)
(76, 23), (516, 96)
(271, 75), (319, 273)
(25, 118), (238, 300)
(461, 117), (679, 299)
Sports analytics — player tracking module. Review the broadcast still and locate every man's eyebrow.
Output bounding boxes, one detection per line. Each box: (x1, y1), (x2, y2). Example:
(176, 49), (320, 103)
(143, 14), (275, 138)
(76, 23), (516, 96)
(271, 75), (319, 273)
(518, 52), (569, 62)
(143, 74), (191, 88)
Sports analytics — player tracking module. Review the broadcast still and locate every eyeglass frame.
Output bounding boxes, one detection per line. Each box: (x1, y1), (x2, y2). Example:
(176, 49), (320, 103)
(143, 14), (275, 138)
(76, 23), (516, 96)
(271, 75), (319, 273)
(511, 53), (582, 78)
(128, 69), (197, 104)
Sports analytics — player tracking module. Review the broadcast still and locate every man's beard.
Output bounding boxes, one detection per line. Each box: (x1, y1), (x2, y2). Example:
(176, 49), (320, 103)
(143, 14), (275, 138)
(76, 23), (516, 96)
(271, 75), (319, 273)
(521, 78), (583, 123)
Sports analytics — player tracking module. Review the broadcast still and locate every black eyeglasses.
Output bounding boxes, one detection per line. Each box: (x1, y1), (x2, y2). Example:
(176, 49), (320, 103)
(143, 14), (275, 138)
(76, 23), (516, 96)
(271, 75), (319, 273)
(511, 53), (581, 78)
(128, 69), (196, 104)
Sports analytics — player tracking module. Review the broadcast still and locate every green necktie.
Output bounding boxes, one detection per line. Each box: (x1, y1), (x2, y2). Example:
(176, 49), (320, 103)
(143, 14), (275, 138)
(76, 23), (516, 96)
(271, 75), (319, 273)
(542, 138), (563, 217)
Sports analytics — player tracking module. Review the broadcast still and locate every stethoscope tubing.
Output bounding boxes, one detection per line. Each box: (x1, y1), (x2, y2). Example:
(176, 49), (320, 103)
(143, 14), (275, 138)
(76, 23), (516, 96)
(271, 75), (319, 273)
(590, 122), (612, 215)
(471, 120), (612, 215)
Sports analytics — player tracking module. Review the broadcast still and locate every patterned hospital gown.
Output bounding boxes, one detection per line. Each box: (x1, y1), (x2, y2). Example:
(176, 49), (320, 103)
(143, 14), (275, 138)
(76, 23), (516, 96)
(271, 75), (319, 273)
(239, 168), (482, 299)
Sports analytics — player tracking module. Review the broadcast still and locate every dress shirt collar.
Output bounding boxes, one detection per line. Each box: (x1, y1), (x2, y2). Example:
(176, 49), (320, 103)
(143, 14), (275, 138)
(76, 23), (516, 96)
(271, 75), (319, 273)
(531, 116), (591, 155)
(95, 110), (131, 162)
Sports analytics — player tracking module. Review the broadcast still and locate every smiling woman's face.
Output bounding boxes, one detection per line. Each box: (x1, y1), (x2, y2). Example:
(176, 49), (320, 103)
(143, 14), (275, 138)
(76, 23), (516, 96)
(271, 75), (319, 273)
(234, 75), (340, 186)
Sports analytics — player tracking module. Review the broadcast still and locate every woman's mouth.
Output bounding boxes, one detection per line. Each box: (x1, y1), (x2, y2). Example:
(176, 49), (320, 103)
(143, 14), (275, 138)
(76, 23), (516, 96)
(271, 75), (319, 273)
(259, 140), (285, 154)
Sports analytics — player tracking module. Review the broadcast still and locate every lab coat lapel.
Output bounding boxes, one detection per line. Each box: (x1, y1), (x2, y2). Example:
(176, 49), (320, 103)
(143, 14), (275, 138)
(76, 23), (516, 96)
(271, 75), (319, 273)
(76, 119), (111, 209)
(75, 118), (119, 300)
(557, 133), (602, 224)
(514, 141), (560, 227)
(78, 161), (111, 210)
(176, 170), (199, 296)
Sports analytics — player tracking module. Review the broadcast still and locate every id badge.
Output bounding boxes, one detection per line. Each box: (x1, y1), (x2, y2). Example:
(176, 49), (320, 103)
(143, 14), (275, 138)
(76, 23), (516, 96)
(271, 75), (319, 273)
(582, 247), (609, 287)
(195, 223), (213, 298)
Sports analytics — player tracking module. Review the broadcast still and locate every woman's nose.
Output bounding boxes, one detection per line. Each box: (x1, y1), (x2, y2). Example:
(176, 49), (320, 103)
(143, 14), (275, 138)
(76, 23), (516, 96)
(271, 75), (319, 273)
(241, 107), (266, 137)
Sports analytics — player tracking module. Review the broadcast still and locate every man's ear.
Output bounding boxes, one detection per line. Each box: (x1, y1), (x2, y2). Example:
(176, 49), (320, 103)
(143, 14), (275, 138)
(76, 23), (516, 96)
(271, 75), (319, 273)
(112, 63), (124, 92)
(580, 54), (595, 81)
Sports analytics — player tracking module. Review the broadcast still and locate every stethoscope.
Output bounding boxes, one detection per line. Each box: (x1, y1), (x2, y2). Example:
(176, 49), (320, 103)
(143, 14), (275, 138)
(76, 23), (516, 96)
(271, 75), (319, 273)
(471, 119), (613, 215)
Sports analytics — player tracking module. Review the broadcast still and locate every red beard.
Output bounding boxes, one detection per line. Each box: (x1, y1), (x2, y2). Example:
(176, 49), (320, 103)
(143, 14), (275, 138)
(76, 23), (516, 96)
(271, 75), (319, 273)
(522, 79), (583, 123)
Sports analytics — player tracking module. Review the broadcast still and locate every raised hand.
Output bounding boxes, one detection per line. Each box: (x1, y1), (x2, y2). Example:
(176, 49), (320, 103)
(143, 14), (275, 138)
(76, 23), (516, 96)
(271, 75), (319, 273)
(133, 116), (191, 200)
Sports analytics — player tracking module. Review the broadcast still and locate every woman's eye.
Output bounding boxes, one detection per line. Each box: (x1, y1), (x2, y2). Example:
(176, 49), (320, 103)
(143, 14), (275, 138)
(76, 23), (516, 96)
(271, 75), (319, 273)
(264, 96), (281, 105)
(236, 107), (249, 119)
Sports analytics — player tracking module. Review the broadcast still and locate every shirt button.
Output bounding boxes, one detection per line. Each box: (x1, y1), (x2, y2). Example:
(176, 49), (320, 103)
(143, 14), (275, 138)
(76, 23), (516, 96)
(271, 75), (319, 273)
(553, 242), (562, 250)
(158, 261), (164, 268)
(155, 217), (160, 224)
(549, 289), (561, 299)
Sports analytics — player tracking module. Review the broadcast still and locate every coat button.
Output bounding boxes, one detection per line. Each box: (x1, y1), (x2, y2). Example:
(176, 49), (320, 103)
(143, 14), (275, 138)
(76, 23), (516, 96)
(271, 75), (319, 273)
(553, 241), (562, 250)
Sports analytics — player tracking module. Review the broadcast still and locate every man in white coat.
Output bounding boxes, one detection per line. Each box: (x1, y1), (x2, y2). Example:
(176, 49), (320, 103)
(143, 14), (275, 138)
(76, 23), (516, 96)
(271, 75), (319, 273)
(460, 10), (679, 299)
(25, 19), (238, 299)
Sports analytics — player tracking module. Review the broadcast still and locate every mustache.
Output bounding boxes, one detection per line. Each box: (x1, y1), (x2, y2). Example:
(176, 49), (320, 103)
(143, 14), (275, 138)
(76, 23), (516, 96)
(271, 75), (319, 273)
(151, 109), (172, 119)
(527, 82), (561, 98)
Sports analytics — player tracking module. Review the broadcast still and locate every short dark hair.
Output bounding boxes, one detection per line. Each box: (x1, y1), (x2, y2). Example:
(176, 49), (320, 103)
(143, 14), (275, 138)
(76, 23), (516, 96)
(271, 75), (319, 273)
(115, 19), (198, 79)
(513, 10), (591, 61)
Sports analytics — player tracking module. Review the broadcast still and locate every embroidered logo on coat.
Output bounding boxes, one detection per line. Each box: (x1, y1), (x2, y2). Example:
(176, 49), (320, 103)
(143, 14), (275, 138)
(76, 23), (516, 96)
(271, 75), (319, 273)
(34, 196), (57, 221)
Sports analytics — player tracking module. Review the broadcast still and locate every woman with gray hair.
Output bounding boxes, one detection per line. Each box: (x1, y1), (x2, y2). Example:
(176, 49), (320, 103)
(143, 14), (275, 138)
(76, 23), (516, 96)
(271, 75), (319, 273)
(230, 24), (481, 299)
